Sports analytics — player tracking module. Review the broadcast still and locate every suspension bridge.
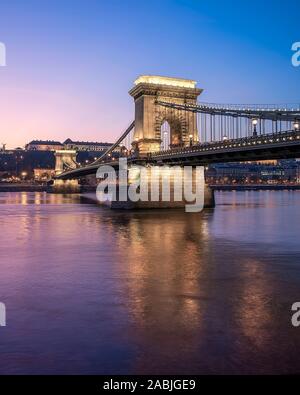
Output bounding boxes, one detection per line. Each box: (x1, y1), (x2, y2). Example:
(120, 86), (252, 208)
(54, 75), (300, 209)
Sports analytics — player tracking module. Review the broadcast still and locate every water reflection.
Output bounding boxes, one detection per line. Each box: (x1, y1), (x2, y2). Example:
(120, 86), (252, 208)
(0, 191), (300, 374)
(235, 258), (273, 346)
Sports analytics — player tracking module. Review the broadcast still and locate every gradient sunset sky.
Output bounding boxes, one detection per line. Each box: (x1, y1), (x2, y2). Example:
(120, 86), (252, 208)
(0, 0), (299, 149)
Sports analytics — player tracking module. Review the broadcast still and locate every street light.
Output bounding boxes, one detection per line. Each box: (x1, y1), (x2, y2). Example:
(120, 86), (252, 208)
(252, 119), (258, 136)
(294, 121), (300, 131)
(189, 134), (193, 147)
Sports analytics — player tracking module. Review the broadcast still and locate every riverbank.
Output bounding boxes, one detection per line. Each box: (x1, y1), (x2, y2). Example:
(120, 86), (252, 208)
(211, 184), (300, 191)
(0, 184), (48, 192)
(0, 184), (96, 193)
(1, 183), (300, 193)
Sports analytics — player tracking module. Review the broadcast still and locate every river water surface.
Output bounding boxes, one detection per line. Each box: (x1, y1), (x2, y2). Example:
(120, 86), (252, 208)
(0, 191), (300, 374)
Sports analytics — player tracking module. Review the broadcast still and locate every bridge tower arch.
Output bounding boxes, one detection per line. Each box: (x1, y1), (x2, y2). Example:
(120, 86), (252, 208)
(53, 150), (80, 193)
(54, 150), (78, 176)
(129, 75), (203, 154)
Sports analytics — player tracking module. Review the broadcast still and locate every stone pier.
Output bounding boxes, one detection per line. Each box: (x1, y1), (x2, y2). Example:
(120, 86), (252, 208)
(97, 164), (215, 211)
(204, 183), (215, 209)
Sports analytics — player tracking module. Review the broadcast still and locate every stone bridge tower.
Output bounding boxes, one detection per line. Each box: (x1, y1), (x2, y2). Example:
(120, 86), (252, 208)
(129, 75), (203, 154)
(54, 150), (78, 176)
(53, 150), (80, 193)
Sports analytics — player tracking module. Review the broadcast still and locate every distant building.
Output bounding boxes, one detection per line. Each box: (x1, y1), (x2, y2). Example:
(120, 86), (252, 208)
(25, 137), (119, 153)
(26, 140), (64, 151)
(206, 160), (299, 185)
(63, 138), (117, 152)
(33, 168), (56, 181)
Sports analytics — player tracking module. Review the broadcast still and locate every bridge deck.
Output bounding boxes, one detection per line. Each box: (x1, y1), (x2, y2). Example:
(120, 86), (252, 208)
(151, 130), (300, 165)
(57, 130), (300, 179)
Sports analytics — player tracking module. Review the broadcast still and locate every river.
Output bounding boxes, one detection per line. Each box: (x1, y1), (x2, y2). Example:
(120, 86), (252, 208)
(0, 191), (300, 374)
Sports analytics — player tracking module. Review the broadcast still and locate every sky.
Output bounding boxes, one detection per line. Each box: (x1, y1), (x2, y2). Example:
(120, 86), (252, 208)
(0, 0), (299, 149)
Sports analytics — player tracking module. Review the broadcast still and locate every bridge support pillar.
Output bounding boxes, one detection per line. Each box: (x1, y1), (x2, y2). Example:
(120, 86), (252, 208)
(100, 164), (215, 211)
(204, 184), (215, 209)
(52, 179), (80, 193)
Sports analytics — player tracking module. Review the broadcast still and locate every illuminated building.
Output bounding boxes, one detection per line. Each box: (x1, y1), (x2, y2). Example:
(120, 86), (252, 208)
(26, 140), (64, 151)
(63, 139), (117, 152)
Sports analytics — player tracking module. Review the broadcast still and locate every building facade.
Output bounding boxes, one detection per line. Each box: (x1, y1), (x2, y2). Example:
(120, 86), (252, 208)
(33, 168), (56, 182)
(63, 139), (116, 152)
(206, 160), (299, 185)
(25, 138), (118, 153)
(26, 140), (64, 151)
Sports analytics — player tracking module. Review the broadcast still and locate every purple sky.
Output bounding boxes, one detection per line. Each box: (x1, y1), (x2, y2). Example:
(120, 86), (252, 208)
(0, 0), (299, 149)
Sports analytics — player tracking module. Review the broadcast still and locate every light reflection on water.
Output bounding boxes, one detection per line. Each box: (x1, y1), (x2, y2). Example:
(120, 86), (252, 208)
(0, 191), (300, 374)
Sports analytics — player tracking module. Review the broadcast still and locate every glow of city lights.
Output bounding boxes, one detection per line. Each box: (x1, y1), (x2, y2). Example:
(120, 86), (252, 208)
(134, 75), (197, 89)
